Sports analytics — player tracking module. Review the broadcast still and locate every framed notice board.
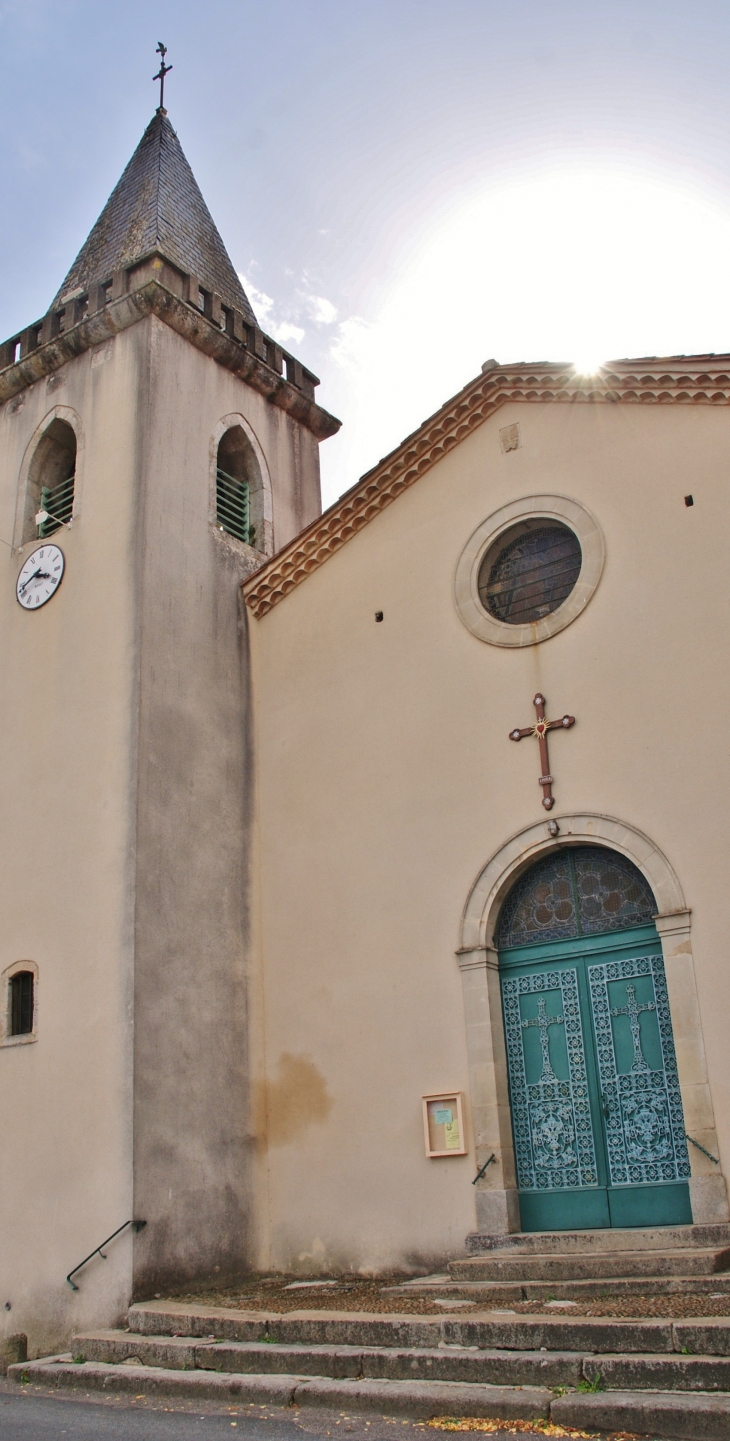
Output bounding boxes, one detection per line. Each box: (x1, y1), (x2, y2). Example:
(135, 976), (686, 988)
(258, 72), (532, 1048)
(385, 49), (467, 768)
(422, 1092), (466, 1157)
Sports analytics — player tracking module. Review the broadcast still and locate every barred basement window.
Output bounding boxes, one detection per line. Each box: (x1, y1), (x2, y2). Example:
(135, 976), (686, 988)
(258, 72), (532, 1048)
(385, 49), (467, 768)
(478, 520), (582, 625)
(216, 466), (251, 544)
(10, 971), (34, 1036)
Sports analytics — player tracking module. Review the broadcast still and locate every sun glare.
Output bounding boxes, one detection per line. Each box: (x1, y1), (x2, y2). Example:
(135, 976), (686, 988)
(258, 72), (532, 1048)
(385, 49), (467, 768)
(320, 166), (730, 504)
(572, 359), (605, 377)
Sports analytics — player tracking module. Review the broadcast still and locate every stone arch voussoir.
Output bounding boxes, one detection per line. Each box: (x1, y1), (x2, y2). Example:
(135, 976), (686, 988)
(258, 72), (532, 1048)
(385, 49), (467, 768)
(460, 813), (685, 953)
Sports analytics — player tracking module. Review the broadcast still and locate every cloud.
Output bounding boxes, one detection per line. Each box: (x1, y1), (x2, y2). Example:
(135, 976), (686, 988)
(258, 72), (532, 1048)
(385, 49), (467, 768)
(239, 275), (274, 324)
(271, 321), (306, 346)
(307, 295), (338, 325)
(239, 274), (305, 347)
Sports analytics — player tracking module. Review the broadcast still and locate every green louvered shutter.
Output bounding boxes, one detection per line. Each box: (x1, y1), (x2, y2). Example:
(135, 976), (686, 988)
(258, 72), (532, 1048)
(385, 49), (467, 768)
(39, 474), (74, 537)
(216, 467), (251, 544)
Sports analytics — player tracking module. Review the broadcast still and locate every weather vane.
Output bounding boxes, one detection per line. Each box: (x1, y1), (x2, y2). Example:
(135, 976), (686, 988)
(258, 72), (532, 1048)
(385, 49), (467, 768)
(153, 42), (172, 113)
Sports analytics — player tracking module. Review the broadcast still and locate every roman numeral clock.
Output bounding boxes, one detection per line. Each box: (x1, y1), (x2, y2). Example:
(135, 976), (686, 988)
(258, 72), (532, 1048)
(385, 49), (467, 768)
(16, 545), (65, 609)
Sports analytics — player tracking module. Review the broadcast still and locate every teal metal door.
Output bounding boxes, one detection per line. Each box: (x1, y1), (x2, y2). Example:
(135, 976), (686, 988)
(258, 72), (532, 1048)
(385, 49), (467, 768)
(497, 848), (692, 1231)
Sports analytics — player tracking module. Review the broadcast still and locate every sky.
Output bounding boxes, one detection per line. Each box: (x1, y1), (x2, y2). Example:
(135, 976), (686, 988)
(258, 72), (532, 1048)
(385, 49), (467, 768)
(2, 1), (730, 505)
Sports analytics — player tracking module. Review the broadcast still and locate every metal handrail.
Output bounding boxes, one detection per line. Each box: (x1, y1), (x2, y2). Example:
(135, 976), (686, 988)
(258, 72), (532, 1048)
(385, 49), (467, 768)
(472, 1153), (496, 1185)
(685, 1134), (719, 1165)
(66, 1219), (146, 1290)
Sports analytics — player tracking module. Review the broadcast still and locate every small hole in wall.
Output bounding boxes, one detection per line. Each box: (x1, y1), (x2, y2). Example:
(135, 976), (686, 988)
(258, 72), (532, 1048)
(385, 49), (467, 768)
(375, 611), (384, 622)
(684, 495), (694, 507)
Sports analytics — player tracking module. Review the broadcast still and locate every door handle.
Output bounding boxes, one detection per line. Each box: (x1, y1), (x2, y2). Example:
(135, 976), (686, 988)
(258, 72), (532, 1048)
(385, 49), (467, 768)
(601, 1091), (611, 1119)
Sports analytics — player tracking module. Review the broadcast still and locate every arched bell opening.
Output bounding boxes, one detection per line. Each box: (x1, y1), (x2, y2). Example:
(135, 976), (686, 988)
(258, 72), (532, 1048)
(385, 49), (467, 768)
(495, 843), (692, 1232)
(215, 424), (265, 552)
(23, 418), (77, 544)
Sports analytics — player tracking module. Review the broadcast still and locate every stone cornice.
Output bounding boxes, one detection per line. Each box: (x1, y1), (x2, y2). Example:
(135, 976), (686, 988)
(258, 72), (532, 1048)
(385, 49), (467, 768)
(243, 356), (730, 617)
(0, 265), (340, 443)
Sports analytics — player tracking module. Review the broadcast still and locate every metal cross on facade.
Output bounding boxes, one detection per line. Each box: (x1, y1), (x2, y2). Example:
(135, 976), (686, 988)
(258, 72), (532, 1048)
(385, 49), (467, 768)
(153, 42), (172, 112)
(522, 997), (564, 1084)
(610, 983), (656, 1073)
(509, 692), (576, 811)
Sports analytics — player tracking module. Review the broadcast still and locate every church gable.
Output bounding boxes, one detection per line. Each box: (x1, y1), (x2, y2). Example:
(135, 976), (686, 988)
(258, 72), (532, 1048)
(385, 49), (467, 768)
(246, 356), (730, 1269)
(243, 354), (730, 617)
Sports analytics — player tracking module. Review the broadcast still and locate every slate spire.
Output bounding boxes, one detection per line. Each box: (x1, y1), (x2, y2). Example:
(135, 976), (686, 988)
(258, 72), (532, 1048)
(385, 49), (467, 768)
(51, 111), (256, 324)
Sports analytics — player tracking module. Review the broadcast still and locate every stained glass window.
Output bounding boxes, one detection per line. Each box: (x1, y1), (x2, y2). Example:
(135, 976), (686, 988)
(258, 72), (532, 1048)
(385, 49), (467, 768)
(478, 522), (582, 625)
(496, 846), (657, 950)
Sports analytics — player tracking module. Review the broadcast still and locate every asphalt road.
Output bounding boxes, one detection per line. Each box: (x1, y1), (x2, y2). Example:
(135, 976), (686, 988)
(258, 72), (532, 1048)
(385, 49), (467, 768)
(0, 1388), (438, 1441)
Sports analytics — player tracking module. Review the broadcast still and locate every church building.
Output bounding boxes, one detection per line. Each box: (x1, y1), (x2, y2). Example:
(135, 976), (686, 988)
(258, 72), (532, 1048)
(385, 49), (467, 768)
(2, 100), (729, 1357)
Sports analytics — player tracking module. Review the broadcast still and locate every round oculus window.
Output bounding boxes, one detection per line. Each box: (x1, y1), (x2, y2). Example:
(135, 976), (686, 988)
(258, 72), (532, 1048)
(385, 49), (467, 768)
(478, 520), (582, 626)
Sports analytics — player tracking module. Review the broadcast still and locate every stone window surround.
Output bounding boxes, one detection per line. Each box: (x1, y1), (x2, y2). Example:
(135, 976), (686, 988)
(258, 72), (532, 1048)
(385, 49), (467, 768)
(13, 405), (84, 554)
(210, 412), (274, 560)
(1, 959), (39, 1048)
(456, 813), (728, 1234)
(454, 495), (605, 647)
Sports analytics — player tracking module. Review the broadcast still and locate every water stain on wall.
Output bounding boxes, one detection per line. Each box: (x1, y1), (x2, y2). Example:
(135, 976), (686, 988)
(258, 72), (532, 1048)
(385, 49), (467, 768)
(263, 1052), (333, 1146)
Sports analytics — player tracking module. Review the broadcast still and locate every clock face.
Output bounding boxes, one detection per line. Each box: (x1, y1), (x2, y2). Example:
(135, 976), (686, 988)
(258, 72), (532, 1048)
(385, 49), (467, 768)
(16, 545), (65, 610)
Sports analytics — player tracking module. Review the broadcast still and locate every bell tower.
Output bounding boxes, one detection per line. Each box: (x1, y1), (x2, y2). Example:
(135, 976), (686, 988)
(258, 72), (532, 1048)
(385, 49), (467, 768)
(0, 100), (339, 1351)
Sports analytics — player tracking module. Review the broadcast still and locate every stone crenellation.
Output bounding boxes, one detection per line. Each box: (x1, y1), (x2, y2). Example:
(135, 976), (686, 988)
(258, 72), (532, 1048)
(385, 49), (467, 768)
(0, 247), (336, 441)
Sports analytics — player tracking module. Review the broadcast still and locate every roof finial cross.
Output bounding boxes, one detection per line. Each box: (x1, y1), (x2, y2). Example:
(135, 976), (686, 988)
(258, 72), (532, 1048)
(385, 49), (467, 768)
(509, 692), (575, 810)
(153, 42), (172, 114)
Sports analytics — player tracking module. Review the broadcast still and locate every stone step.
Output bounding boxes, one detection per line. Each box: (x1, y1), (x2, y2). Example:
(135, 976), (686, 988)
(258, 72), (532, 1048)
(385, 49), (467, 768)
(72, 1329), (730, 1392)
(74, 1330), (583, 1386)
(7, 1358), (552, 1421)
(386, 1273), (730, 1301)
(464, 1223), (730, 1257)
(127, 1301), (730, 1354)
(449, 1246), (730, 1282)
(11, 1358), (730, 1439)
(586, 1353), (730, 1393)
(552, 1388), (730, 1441)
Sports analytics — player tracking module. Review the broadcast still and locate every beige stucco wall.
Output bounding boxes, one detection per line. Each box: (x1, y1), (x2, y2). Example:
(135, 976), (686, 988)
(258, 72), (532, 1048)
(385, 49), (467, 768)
(0, 310), (324, 1350)
(130, 316), (322, 1296)
(0, 335), (139, 1356)
(248, 398), (730, 1272)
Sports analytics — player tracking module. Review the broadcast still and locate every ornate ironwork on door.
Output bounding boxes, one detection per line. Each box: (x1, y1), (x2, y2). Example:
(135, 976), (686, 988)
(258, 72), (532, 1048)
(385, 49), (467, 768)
(502, 968), (599, 1192)
(588, 954), (690, 1187)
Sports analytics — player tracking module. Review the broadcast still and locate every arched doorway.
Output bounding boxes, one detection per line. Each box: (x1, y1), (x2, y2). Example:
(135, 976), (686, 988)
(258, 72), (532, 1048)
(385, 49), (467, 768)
(497, 844), (692, 1231)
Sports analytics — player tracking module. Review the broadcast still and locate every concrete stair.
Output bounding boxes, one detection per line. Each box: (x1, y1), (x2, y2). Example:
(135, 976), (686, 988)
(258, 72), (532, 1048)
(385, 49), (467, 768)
(11, 1300), (730, 1439)
(464, 1223), (730, 1256)
(449, 1246), (730, 1283)
(381, 1224), (730, 1304)
(384, 1275), (730, 1303)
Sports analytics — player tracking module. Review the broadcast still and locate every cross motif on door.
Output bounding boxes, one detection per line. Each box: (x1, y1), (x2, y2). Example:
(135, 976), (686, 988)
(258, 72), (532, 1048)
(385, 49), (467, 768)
(610, 983), (656, 1073)
(509, 693), (576, 810)
(522, 996), (564, 1084)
